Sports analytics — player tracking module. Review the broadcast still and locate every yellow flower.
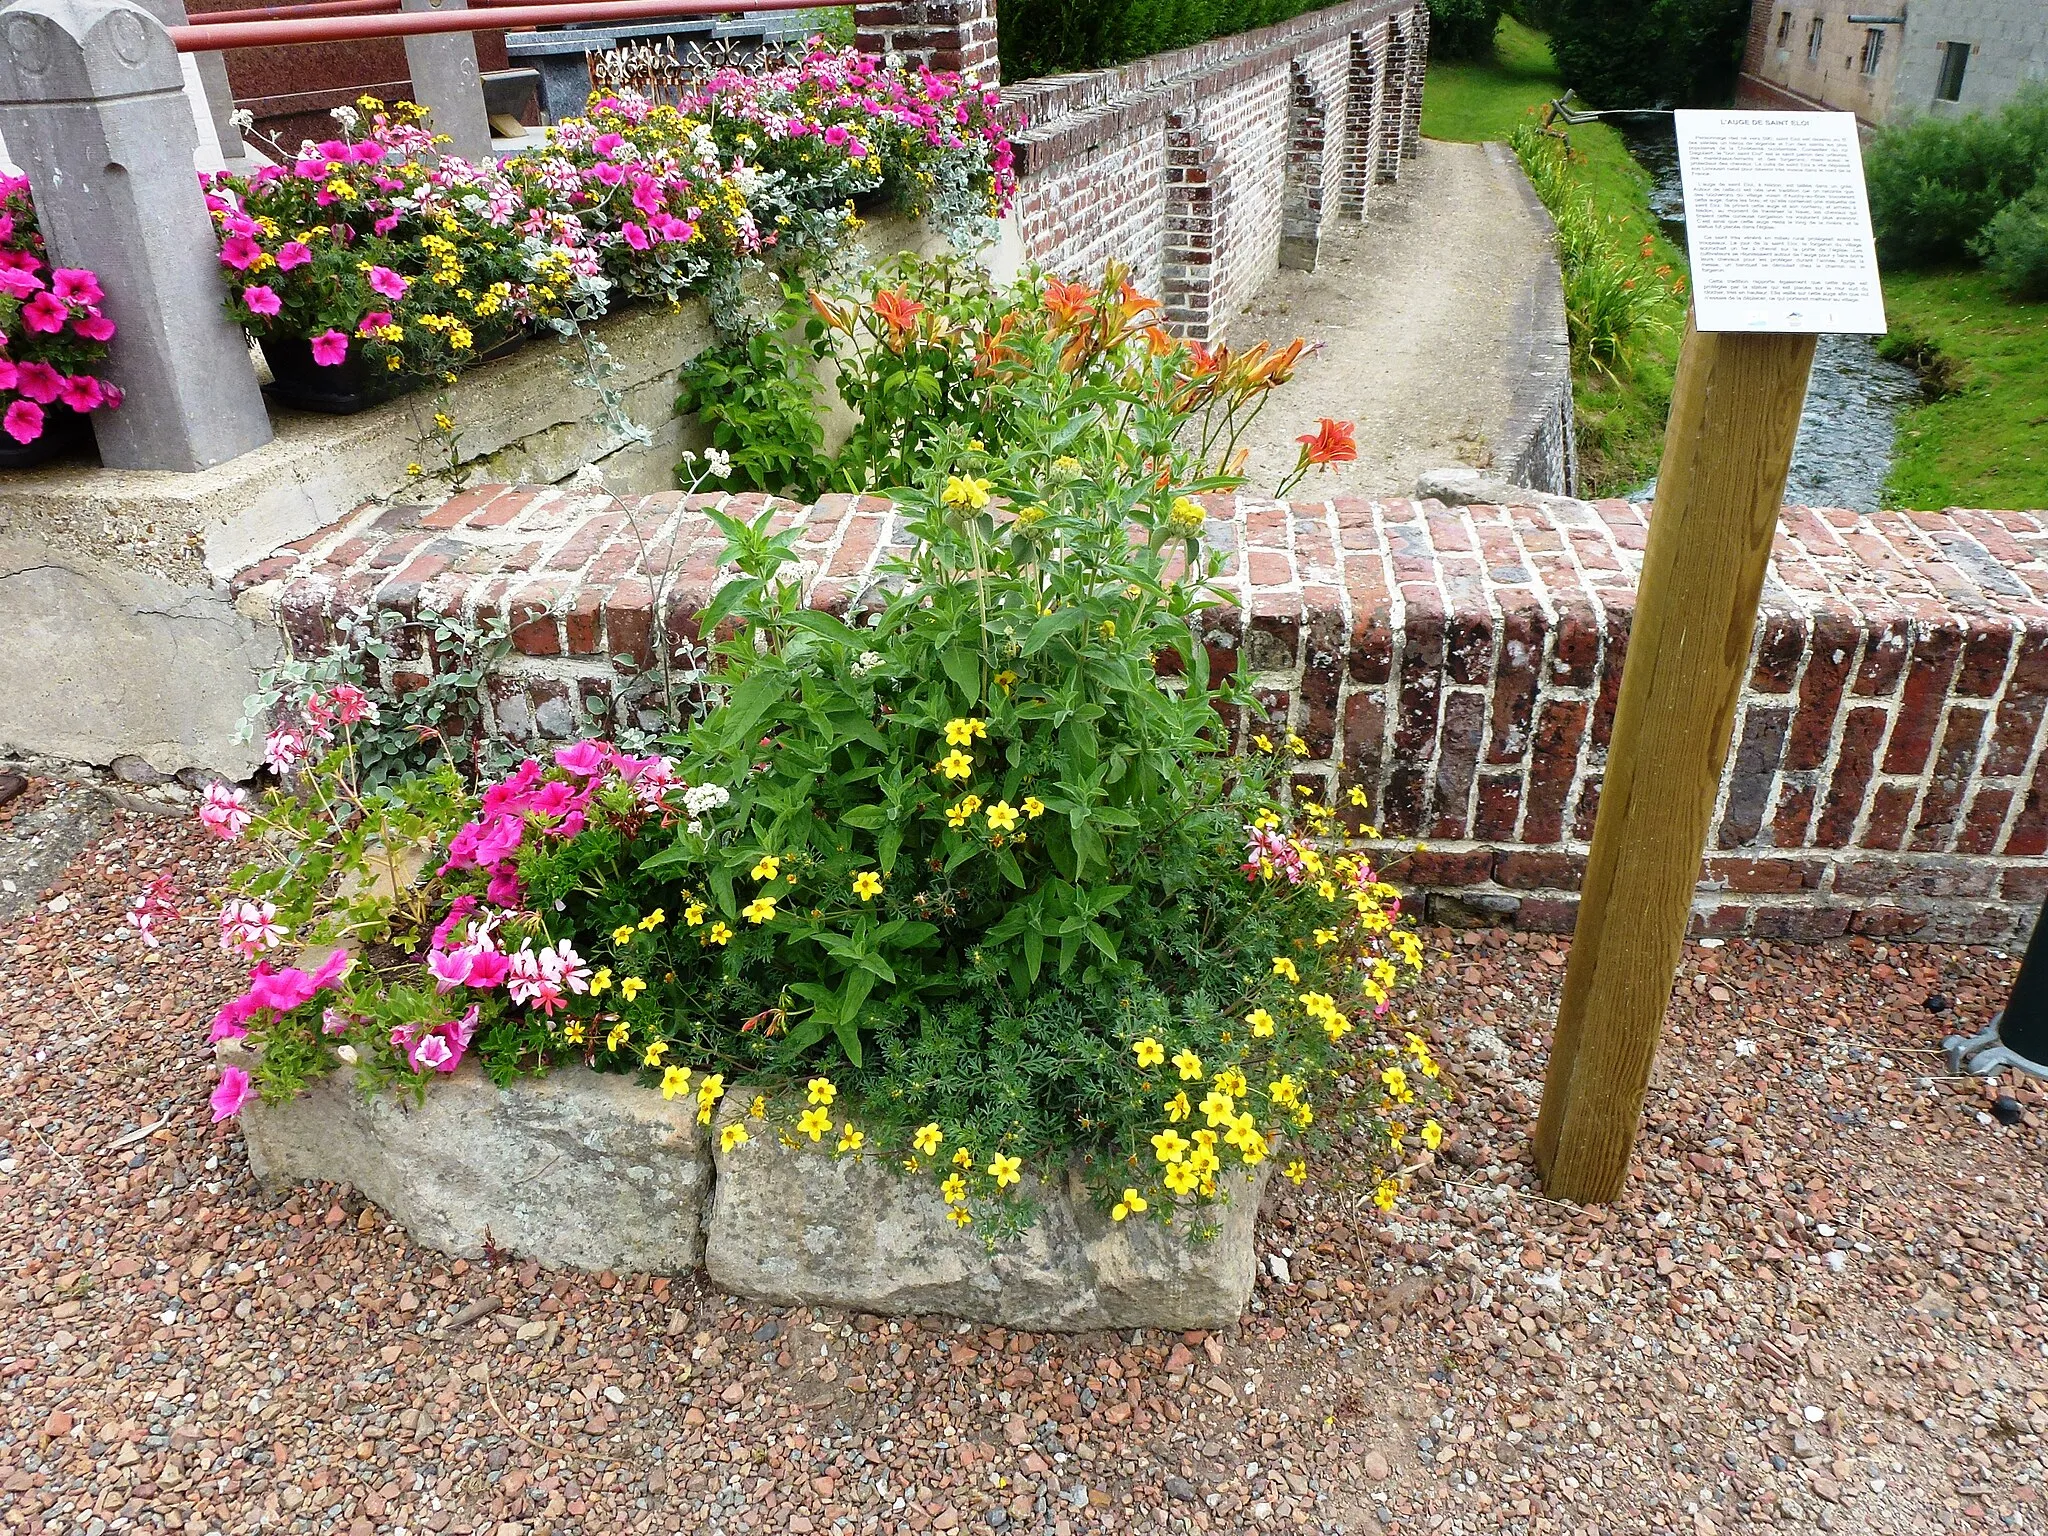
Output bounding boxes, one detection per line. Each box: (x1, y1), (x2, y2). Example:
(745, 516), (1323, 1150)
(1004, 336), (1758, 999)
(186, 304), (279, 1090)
(1267, 1074), (1299, 1107)
(1314, 927), (1338, 947)
(707, 921), (732, 945)
(1021, 796), (1045, 818)
(612, 924), (637, 945)
(1133, 1036), (1166, 1069)
(1272, 956), (1299, 982)
(985, 800), (1019, 833)
(944, 717), (988, 746)
(720, 1122), (750, 1152)
(947, 1206), (973, 1227)
(1421, 1119), (1444, 1151)
(807, 1077), (837, 1107)
(1247, 1008), (1275, 1038)
(852, 870), (884, 901)
(1373, 1179), (1399, 1212)
(1165, 1090), (1190, 1123)
(684, 902), (706, 926)
(837, 1124), (865, 1154)
(564, 1020), (586, 1045)
(1381, 1065), (1411, 1100)
(1349, 786), (1369, 807)
(1163, 1162), (1199, 1195)
(1200, 1088), (1237, 1127)
(941, 1172), (967, 1204)
(606, 1021), (630, 1053)
(1284, 1158), (1308, 1184)
(697, 1072), (725, 1106)
(1285, 733), (1308, 754)
(643, 1039), (669, 1068)
(941, 474), (992, 510)
(945, 796), (982, 828)
(1097, 619), (1117, 640)
(988, 1153), (1021, 1188)
(1151, 1129), (1189, 1165)
(993, 669), (1017, 689)
(743, 895), (777, 924)
(751, 854), (781, 881)
(659, 1063), (691, 1098)
(1215, 1067), (1246, 1097)
(749, 1094), (767, 1119)
(1253, 734), (1274, 753)
(639, 909), (665, 930)
(797, 1106), (832, 1141)
(1171, 1048), (1203, 1081)
(1112, 1188), (1148, 1220)
(589, 967), (613, 995)
(935, 750), (974, 780)
(1167, 495), (1205, 534)
(621, 976), (646, 1002)
(913, 1122), (944, 1155)
(952, 1146), (974, 1168)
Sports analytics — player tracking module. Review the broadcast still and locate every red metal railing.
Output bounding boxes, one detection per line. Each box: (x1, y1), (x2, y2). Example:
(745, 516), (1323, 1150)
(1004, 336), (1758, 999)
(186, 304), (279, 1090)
(172, 0), (839, 51)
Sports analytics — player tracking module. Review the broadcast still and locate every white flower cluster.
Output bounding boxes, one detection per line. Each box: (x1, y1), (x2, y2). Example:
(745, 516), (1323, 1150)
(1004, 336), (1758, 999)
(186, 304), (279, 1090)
(850, 650), (885, 677)
(683, 782), (730, 817)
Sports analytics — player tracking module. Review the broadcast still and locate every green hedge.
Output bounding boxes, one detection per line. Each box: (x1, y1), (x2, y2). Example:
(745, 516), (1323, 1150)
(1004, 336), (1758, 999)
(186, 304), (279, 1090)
(999, 0), (1348, 82)
(1864, 85), (2048, 272)
(1425, 0), (1502, 61)
(1543, 0), (1749, 109)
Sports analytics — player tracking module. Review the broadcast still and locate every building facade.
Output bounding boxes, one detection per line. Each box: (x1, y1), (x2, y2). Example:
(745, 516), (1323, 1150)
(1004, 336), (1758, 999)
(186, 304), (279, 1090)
(1737, 0), (2048, 126)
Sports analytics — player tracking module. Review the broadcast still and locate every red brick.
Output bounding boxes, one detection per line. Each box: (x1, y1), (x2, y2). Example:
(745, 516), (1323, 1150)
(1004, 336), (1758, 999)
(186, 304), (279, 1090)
(1859, 782), (1916, 851)
(1473, 773), (1521, 841)
(1404, 850), (1493, 887)
(1815, 706), (1887, 846)
(1880, 626), (1963, 774)
(1784, 607), (1856, 771)
(1494, 850), (1585, 890)
(1957, 788), (2013, 855)
(1704, 857), (1824, 894)
(1515, 897), (1580, 934)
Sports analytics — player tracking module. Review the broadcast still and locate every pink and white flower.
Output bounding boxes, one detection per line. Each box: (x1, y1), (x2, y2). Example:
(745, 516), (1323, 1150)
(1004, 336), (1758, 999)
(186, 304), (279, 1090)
(218, 898), (285, 959)
(197, 782), (254, 841)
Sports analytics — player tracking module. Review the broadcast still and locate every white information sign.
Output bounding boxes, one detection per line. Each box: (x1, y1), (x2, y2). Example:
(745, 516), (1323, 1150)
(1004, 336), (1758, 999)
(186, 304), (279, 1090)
(1673, 109), (1886, 335)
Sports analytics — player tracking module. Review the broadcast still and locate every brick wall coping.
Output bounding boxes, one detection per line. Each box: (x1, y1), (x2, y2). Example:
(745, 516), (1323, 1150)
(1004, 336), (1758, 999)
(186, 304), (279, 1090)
(239, 488), (2048, 946)
(996, 0), (1410, 177)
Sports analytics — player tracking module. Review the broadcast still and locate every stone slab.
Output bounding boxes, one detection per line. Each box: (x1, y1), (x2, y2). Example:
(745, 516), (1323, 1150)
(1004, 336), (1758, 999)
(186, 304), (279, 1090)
(702, 1096), (1271, 1330)
(229, 1049), (713, 1273)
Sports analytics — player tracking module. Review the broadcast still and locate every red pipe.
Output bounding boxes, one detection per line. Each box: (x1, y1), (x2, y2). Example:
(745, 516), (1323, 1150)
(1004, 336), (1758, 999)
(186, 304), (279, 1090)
(197, 0), (397, 24)
(171, 0), (841, 50)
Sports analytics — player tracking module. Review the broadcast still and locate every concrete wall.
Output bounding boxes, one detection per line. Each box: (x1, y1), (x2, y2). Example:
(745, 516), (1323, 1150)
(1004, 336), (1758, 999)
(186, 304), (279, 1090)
(1889, 0), (2048, 120)
(1737, 0), (2046, 125)
(1734, 0), (1905, 126)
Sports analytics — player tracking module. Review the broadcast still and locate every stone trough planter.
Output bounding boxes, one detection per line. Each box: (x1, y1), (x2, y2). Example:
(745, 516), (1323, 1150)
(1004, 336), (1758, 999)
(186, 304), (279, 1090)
(229, 1056), (1270, 1330)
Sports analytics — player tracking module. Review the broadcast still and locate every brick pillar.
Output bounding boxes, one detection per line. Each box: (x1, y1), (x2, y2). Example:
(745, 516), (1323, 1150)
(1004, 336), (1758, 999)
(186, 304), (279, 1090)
(854, 0), (999, 90)
(1339, 30), (1379, 218)
(1402, 3), (1429, 159)
(1162, 106), (1225, 342)
(1280, 62), (1327, 271)
(1377, 19), (1409, 181)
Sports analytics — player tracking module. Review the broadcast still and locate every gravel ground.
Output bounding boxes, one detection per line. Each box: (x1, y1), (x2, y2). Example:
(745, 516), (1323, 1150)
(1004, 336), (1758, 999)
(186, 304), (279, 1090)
(0, 766), (2039, 1536)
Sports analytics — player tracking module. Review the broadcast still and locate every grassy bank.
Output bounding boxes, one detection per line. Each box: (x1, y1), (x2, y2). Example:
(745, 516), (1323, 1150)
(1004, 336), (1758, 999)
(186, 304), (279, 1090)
(1881, 269), (2048, 510)
(1421, 19), (1684, 496)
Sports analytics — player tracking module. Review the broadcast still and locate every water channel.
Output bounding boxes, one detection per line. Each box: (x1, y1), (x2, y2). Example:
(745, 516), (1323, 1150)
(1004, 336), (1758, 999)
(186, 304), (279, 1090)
(1614, 120), (1923, 513)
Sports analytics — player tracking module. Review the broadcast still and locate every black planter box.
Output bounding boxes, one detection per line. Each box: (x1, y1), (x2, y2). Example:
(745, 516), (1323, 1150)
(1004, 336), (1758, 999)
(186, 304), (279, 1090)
(0, 399), (97, 469)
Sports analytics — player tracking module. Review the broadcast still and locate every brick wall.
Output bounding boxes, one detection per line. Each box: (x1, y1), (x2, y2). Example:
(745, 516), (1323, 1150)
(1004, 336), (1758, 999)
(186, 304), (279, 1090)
(997, 0), (1427, 341)
(241, 489), (2048, 948)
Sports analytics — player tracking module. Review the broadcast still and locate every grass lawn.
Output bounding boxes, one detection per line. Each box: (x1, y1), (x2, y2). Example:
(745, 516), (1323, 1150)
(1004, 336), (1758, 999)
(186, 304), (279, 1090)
(1421, 20), (1683, 495)
(1881, 268), (2048, 511)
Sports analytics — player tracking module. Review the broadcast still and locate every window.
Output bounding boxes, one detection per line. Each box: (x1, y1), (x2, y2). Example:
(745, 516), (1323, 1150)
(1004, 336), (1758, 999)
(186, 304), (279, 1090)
(1777, 9), (1792, 45)
(1860, 27), (1884, 75)
(1936, 40), (1970, 101)
(1806, 16), (1824, 63)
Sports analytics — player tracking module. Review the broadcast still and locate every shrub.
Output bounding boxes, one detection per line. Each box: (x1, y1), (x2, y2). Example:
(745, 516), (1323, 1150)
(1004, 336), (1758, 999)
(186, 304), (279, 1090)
(0, 176), (123, 446)
(196, 270), (1438, 1233)
(1977, 181), (2048, 301)
(999, 0), (1347, 82)
(1865, 87), (2048, 270)
(1425, 0), (1502, 62)
(1546, 0), (1749, 109)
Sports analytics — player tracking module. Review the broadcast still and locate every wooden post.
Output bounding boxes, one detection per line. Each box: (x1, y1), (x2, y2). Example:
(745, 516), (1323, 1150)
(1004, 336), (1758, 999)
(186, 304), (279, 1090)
(1532, 313), (1816, 1204)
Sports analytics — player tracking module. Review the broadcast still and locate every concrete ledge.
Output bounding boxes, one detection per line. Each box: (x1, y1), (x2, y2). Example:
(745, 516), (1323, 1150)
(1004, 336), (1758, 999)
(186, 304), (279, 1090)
(1485, 141), (1576, 498)
(231, 1051), (714, 1273)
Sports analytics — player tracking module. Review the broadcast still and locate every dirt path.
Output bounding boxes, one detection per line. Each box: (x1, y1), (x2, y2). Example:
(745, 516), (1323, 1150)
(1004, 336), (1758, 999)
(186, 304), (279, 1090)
(1232, 138), (1548, 498)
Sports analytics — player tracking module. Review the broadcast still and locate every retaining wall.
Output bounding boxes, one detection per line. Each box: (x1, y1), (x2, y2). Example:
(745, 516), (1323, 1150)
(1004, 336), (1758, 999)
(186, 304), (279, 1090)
(240, 488), (2048, 948)
(998, 0), (1430, 341)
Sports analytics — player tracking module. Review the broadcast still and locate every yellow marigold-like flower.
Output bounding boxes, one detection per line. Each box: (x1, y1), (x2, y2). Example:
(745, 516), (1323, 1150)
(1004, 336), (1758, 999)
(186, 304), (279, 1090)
(852, 870), (884, 901)
(941, 1172), (967, 1204)
(807, 1077), (837, 1107)
(988, 1153), (1021, 1188)
(1422, 1119), (1444, 1151)
(606, 1021), (630, 1053)
(947, 1206), (974, 1227)
(1286, 732), (1308, 754)
(1231, 1121), (1269, 1164)
(590, 967), (613, 995)
(945, 796), (981, 828)
(749, 1094), (767, 1119)
(684, 902), (706, 926)
(1133, 1036), (1165, 1069)
(1151, 1129), (1189, 1165)
(1167, 496), (1206, 535)
(707, 921), (732, 945)
(935, 749), (974, 780)
(1381, 1065), (1411, 1100)
(1350, 785), (1370, 806)
(1166, 1090), (1191, 1123)
(941, 474), (992, 510)
(1314, 927), (1338, 947)
(1284, 1158), (1308, 1184)
(1292, 1103), (1314, 1128)
(1112, 1187), (1148, 1220)
(913, 1123), (944, 1156)
(1163, 1162), (1199, 1195)
(797, 1106), (831, 1141)
(639, 908), (665, 930)
(1247, 1008), (1275, 1038)
(1272, 956), (1299, 983)
(944, 717), (987, 746)
(697, 1072), (725, 1106)
(1253, 734), (1274, 753)
(643, 1039), (669, 1068)
(720, 1122), (750, 1152)
(1200, 1088), (1237, 1128)
(1267, 1074), (1300, 1107)
(985, 800), (1019, 833)
(621, 976), (646, 1002)
(1215, 1067), (1247, 1097)
(1373, 1179), (1399, 1212)
(837, 1124), (865, 1154)
(564, 1020), (586, 1045)
(659, 1064), (691, 1099)
(743, 895), (777, 924)
(1172, 1048), (1203, 1081)
(993, 669), (1018, 689)
(1021, 795), (1045, 819)
(751, 854), (781, 882)
(952, 1146), (974, 1168)
(612, 924), (637, 945)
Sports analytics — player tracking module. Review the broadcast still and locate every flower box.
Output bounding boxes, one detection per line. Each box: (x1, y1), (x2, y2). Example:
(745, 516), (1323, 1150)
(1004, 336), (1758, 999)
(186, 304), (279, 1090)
(0, 399), (93, 468)
(260, 330), (527, 416)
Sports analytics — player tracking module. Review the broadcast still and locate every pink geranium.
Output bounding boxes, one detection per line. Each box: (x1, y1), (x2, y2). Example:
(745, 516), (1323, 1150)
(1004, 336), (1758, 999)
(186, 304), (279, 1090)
(197, 782), (254, 840)
(309, 329), (349, 366)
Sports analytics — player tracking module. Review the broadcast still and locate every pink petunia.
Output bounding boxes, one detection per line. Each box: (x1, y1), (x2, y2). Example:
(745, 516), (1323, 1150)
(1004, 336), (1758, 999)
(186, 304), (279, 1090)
(56, 375), (103, 413)
(241, 284), (282, 317)
(20, 291), (67, 334)
(366, 265), (407, 300)
(14, 361), (61, 403)
(355, 310), (394, 336)
(620, 222), (649, 251)
(50, 269), (101, 306)
(373, 214), (401, 236)
(71, 313), (115, 343)
(2, 400), (41, 445)
(309, 329), (349, 367)
(0, 360), (13, 392)
(275, 241), (312, 270)
(554, 739), (610, 777)
(210, 1065), (258, 1122)
(219, 233), (263, 270)
(0, 267), (42, 300)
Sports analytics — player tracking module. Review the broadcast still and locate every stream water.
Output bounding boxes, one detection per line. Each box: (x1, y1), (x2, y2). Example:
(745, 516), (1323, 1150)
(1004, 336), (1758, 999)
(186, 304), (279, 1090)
(1614, 121), (1922, 513)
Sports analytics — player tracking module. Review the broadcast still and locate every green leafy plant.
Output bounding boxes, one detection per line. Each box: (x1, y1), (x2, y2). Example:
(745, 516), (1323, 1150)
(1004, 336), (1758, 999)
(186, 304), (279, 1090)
(1544, 0), (1749, 110)
(674, 319), (832, 497)
(1976, 181), (2048, 301)
(1864, 85), (2048, 271)
(1425, 0), (1503, 61)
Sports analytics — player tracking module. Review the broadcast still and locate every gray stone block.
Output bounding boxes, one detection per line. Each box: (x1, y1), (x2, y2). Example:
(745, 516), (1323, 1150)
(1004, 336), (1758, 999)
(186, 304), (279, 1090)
(231, 1050), (713, 1272)
(703, 1096), (1271, 1331)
